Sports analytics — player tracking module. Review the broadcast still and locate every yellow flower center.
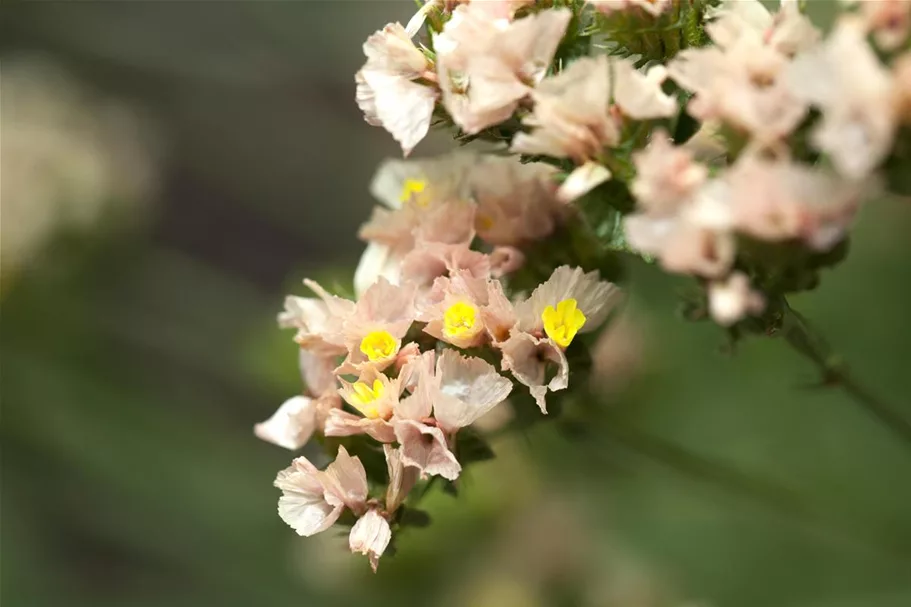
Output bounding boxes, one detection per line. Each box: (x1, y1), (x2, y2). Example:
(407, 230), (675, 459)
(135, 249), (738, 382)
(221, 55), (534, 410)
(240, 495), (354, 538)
(541, 298), (586, 349)
(443, 301), (478, 339)
(476, 213), (495, 231)
(349, 379), (385, 419)
(400, 178), (431, 207)
(359, 330), (397, 361)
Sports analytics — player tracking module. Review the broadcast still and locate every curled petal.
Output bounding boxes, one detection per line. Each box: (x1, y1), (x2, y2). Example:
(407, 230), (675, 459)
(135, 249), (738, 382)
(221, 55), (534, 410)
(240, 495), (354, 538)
(320, 446), (369, 514)
(254, 395), (317, 451)
(384, 444), (419, 514)
(393, 419), (462, 480)
(500, 332), (569, 414)
(349, 509), (393, 573)
(274, 456), (342, 537)
(324, 409), (397, 443)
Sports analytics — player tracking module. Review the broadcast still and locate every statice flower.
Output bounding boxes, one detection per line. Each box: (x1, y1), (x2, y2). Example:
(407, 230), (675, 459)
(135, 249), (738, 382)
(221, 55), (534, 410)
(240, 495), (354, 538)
(786, 18), (901, 179)
(668, 0), (818, 145)
(356, 7), (439, 155)
(435, 5), (572, 134)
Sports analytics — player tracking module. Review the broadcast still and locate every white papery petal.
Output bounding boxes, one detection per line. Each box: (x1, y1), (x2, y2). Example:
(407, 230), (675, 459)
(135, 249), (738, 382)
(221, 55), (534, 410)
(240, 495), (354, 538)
(254, 396), (317, 451)
(349, 509), (393, 573)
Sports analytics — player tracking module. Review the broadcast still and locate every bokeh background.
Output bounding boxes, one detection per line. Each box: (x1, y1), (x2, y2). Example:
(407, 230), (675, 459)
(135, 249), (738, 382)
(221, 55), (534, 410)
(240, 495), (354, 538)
(2, 2), (910, 607)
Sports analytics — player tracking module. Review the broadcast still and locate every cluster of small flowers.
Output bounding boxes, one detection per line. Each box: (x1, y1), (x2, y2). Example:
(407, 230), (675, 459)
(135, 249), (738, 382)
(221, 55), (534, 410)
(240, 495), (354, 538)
(256, 151), (619, 570)
(258, 0), (911, 571)
(625, 0), (911, 326)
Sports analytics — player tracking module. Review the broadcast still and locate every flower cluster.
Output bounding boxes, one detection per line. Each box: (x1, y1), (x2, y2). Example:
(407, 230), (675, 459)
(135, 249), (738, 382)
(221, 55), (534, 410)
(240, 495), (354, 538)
(259, 0), (911, 571)
(258, 149), (619, 570)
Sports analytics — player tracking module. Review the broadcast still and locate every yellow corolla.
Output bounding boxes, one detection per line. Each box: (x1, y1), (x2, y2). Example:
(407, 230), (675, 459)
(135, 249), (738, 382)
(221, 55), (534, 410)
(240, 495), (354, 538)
(400, 178), (431, 207)
(541, 298), (586, 349)
(443, 301), (478, 339)
(360, 330), (397, 362)
(348, 379), (385, 419)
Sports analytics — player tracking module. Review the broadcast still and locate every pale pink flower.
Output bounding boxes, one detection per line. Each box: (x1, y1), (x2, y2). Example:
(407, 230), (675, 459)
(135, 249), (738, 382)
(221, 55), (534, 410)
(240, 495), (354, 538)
(489, 246), (525, 277)
(511, 55), (619, 162)
(400, 242), (491, 294)
(500, 331), (569, 413)
(274, 446), (368, 536)
(279, 283), (354, 355)
(356, 21), (438, 155)
(336, 278), (416, 374)
(435, 6), (572, 134)
(420, 272), (490, 349)
(355, 154), (478, 294)
(654, 221), (736, 278)
(631, 129), (708, 215)
(470, 156), (564, 246)
(851, 0), (910, 51)
(669, 1), (818, 144)
(670, 42), (805, 143)
(432, 349), (513, 433)
(625, 175), (736, 279)
(708, 272), (766, 326)
(349, 509), (393, 573)
(786, 19), (899, 179)
(724, 154), (863, 251)
(369, 152), (476, 211)
(514, 265), (620, 346)
(588, 0), (672, 17)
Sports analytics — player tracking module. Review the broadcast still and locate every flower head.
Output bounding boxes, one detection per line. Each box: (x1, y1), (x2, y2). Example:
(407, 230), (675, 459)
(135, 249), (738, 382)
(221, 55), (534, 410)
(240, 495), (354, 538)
(356, 20), (438, 155)
(436, 6), (572, 134)
(514, 265), (620, 345)
(274, 446), (368, 536)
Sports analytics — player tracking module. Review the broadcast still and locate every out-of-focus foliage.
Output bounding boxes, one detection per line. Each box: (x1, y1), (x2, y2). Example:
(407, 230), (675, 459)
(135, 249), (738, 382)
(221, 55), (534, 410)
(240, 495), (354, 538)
(2, 2), (910, 607)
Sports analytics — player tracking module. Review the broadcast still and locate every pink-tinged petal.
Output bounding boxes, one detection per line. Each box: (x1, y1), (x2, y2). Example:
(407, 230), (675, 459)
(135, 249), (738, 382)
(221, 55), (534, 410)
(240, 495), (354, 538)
(433, 349), (513, 433)
(324, 409), (397, 443)
(511, 54), (616, 162)
(274, 457), (341, 536)
(321, 446), (369, 515)
(254, 395), (317, 451)
(349, 509), (393, 573)
(384, 444), (419, 514)
(556, 162), (611, 204)
(393, 419), (462, 481)
(500, 332), (569, 414)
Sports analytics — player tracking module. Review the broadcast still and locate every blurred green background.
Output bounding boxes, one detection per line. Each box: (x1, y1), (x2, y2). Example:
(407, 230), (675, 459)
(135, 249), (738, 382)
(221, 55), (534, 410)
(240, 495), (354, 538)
(2, 2), (910, 607)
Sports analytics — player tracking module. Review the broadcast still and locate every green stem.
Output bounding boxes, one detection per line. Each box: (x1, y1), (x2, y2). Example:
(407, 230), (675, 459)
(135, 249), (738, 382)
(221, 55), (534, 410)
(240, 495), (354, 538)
(597, 420), (911, 562)
(778, 298), (911, 448)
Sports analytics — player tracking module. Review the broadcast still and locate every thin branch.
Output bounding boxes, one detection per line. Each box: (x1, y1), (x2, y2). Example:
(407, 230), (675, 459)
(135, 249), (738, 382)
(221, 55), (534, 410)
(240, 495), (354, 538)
(778, 298), (911, 449)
